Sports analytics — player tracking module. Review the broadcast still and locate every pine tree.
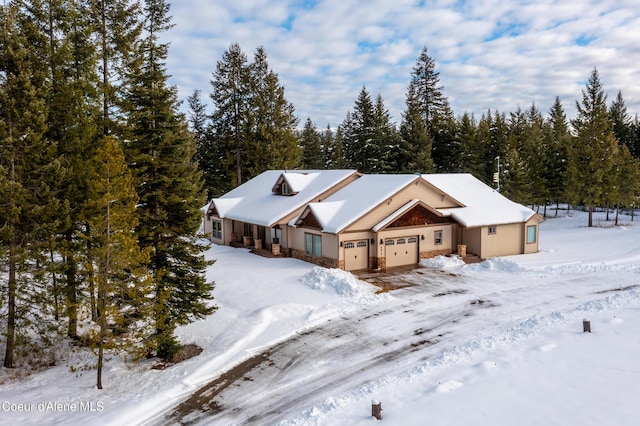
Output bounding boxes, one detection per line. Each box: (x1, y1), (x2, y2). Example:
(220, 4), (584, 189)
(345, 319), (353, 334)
(454, 112), (476, 173)
(568, 68), (620, 227)
(399, 84), (434, 173)
(82, 136), (150, 389)
(246, 47), (300, 176)
(341, 86), (377, 172)
(406, 45), (453, 171)
(188, 89), (217, 197)
(609, 91), (636, 157)
(210, 43), (251, 192)
(612, 144), (640, 224)
(0, 3), (63, 367)
(300, 118), (324, 169)
(123, 0), (214, 359)
(543, 97), (570, 215)
(372, 94), (403, 173)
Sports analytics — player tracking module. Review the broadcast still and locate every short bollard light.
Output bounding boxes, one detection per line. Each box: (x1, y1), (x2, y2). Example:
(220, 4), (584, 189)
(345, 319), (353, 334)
(583, 319), (591, 333)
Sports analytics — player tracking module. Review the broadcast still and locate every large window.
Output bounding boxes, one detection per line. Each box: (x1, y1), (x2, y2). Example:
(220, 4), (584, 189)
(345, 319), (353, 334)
(212, 220), (222, 240)
(305, 233), (322, 257)
(527, 225), (537, 244)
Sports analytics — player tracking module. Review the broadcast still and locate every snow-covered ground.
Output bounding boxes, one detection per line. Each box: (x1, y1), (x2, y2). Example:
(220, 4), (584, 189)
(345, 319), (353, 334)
(1, 209), (639, 425)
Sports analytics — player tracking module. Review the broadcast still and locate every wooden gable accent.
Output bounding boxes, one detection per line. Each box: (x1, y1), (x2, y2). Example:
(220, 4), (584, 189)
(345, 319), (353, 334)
(298, 210), (322, 230)
(388, 204), (453, 228)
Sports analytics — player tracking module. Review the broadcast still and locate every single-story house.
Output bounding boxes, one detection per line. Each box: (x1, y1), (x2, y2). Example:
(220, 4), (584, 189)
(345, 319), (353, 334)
(203, 170), (543, 271)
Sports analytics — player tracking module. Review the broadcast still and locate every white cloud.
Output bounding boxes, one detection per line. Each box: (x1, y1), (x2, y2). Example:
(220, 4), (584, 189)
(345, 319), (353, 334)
(164, 0), (640, 127)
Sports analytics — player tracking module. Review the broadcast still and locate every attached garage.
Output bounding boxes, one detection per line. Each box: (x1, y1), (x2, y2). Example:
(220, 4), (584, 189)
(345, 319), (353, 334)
(385, 236), (418, 268)
(344, 239), (369, 271)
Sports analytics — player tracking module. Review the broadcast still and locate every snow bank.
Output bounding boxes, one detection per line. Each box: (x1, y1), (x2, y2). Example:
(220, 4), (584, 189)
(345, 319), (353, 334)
(420, 255), (466, 269)
(300, 266), (387, 305)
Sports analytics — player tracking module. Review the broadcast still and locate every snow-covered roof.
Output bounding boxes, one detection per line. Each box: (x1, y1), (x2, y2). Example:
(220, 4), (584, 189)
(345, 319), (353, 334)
(422, 173), (538, 227)
(297, 175), (421, 234)
(211, 169), (358, 227)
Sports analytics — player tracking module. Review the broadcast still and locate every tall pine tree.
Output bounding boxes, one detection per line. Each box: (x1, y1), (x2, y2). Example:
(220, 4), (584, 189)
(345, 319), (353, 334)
(82, 135), (150, 389)
(123, 0), (214, 359)
(568, 68), (619, 227)
(0, 3), (63, 367)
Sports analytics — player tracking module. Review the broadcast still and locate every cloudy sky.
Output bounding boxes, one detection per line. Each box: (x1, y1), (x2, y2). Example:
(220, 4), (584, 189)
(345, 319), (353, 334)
(164, 0), (640, 128)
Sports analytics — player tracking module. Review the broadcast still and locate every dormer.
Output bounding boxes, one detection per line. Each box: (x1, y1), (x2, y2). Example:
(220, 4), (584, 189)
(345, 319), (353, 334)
(271, 172), (316, 196)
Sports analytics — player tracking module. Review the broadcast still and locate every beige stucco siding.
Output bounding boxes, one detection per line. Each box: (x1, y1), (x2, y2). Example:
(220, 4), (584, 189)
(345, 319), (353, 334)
(343, 180), (458, 232)
(463, 227), (482, 257)
(480, 223), (523, 258)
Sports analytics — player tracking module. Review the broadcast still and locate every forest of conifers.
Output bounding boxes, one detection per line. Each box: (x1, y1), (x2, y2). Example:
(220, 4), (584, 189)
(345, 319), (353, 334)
(2, 0), (640, 388)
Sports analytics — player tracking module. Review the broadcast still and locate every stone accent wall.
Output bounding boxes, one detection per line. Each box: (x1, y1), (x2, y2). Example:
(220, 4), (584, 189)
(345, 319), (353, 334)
(377, 257), (386, 270)
(291, 249), (340, 269)
(419, 249), (452, 260)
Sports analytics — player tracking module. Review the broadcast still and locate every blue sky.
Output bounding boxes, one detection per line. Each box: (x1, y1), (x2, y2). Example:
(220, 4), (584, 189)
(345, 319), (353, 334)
(164, 0), (640, 128)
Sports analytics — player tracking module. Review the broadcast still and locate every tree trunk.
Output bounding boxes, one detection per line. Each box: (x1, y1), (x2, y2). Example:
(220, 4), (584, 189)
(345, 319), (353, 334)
(615, 204), (620, 226)
(588, 205), (593, 227)
(3, 241), (17, 368)
(65, 256), (78, 339)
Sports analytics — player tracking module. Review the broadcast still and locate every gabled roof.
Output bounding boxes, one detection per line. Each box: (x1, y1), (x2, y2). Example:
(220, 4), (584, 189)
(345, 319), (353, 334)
(294, 174), (421, 234)
(209, 169), (358, 227)
(372, 199), (445, 232)
(422, 173), (539, 227)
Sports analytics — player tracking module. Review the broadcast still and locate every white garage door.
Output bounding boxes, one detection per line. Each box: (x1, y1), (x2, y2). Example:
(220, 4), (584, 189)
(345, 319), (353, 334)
(344, 240), (369, 271)
(385, 236), (418, 268)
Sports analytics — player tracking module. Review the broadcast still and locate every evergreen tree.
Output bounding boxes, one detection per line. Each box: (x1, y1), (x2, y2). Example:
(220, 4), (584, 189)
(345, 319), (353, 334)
(568, 68), (620, 227)
(372, 94), (403, 173)
(325, 125), (346, 169)
(454, 112), (477, 173)
(300, 118), (324, 169)
(89, 0), (142, 136)
(543, 97), (570, 215)
(209, 43), (251, 193)
(609, 91), (637, 157)
(246, 47), (300, 176)
(320, 124), (334, 168)
(82, 136), (150, 389)
(123, 0), (214, 359)
(0, 3), (63, 367)
(399, 84), (434, 173)
(612, 144), (640, 224)
(341, 86), (377, 172)
(465, 111), (491, 180)
(26, 0), (102, 334)
(406, 45), (453, 171)
(188, 89), (216, 197)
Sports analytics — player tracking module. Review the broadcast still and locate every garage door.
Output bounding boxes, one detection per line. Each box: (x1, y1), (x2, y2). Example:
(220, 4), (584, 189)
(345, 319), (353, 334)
(344, 240), (369, 271)
(385, 236), (418, 268)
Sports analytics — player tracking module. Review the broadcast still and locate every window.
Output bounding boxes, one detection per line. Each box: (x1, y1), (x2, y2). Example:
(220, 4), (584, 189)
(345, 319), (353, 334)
(281, 182), (291, 195)
(344, 242), (355, 249)
(488, 226), (497, 235)
(385, 239), (395, 246)
(434, 230), (443, 245)
(305, 233), (322, 257)
(397, 238), (406, 244)
(527, 225), (537, 244)
(212, 220), (222, 240)
(357, 241), (367, 248)
(408, 237), (417, 243)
